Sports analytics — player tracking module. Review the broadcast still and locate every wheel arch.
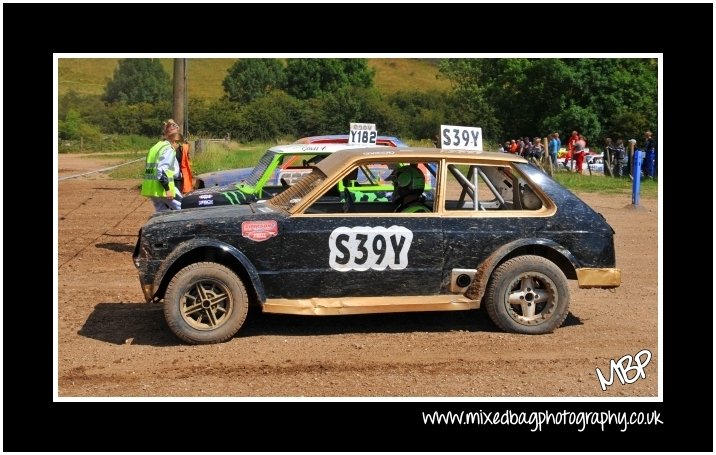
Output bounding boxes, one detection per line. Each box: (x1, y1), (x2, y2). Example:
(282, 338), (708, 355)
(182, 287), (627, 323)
(465, 238), (578, 302)
(153, 239), (266, 306)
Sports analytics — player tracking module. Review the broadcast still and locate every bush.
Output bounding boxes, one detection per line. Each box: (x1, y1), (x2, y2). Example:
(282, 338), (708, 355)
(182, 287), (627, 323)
(59, 109), (102, 142)
(104, 101), (172, 136)
(238, 91), (303, 141)
(189, 94), (304, 142)
(59, 91), (115, 132)
(302, 87), (402, 137)
(59, 108), (81, 139)
(59, 91), (172, 137)
(388, 90), (457, 140)
(189, 98), (243, 139)
(59, 91), (104, 121)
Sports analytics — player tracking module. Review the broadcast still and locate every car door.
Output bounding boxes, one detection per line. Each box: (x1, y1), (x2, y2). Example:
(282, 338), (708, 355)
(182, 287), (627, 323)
(274, 215), (443, 299)
(439, 161), (556, 291)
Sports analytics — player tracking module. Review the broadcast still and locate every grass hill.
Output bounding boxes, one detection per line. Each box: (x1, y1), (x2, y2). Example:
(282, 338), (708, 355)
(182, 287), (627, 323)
(58, 58), (452, 99)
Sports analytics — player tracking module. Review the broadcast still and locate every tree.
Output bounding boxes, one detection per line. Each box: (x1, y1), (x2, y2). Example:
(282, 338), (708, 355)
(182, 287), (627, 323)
(222, 59), (286, 103)
(436, 59), (502, 139)
(541, 105), (602, 142)
(285, 58), (374, 99)
(103, 59), (171, 104)
(300, 87), (401, 137)
(439, 58), (657, 142)
(602, 111), (653, 143)
(388, 90), (471, 140)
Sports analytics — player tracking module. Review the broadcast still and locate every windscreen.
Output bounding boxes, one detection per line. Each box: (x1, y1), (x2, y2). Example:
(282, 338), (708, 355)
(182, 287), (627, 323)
(243, 150), (277, 187)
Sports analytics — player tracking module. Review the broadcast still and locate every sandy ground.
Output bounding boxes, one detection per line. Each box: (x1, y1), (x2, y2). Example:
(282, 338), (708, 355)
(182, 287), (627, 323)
(58, 154), (133, 179)
(57, 156), (658, 397)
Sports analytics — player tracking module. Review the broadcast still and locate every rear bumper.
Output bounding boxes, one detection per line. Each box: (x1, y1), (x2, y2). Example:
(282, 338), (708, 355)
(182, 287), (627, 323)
(576, 268), (621, 288)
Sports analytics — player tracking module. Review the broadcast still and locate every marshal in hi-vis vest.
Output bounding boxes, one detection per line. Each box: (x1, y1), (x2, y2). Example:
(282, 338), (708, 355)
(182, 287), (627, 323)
(141, 141), (176, 198)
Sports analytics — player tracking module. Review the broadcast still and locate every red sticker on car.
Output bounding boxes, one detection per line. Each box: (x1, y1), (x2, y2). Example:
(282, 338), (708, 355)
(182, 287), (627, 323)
(241, 220), (278, 242)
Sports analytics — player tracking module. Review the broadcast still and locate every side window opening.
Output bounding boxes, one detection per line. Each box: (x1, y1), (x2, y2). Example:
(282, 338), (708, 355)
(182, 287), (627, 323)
(272, 154), (319, 187)
(302, 161), (438, 215)
(443, 163), (543, 212)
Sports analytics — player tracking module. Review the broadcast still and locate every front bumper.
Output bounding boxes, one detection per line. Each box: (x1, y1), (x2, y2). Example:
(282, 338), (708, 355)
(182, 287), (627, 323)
(141, 283), (155, 302)
(133, 233), (155, 302)
(576, 268), (621, 289)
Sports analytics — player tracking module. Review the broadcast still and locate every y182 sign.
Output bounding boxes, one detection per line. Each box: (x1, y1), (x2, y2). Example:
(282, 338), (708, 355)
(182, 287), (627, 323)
(440, 125), (483, 151)
(349, 123), (377, 146)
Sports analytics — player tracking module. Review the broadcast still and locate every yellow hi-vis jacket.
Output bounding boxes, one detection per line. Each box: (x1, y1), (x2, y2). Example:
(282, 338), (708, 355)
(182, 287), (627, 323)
(141, 140), (177, 197)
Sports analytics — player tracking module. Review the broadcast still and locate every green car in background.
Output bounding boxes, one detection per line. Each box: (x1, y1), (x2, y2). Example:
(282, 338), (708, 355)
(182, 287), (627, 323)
(182, 143), (435, 209)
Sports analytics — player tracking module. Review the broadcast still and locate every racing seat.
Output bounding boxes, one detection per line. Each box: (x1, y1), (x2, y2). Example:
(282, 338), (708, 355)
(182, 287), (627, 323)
(394, 195), (432, 213)
(395, 201), (431, 213)
(519, 184), (542, 210)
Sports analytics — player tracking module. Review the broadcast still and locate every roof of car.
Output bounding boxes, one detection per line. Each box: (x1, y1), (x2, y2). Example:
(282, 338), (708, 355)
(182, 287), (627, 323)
(268, 143), (394, 155)
(315, 146), (529, 176)
(294, 135), (409, 147)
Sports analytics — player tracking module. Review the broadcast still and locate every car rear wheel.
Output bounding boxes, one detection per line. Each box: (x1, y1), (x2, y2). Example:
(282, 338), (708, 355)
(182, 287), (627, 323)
(484, 255), (570, 334)
(164, 262), (248, 344)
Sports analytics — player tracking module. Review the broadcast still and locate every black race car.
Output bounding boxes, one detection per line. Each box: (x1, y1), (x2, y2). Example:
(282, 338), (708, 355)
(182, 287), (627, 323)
(134, 146), (621, 344)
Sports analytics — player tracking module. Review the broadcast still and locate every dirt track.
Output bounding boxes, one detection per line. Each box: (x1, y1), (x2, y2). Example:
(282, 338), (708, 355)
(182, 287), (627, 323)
(57, 156), (658, 397)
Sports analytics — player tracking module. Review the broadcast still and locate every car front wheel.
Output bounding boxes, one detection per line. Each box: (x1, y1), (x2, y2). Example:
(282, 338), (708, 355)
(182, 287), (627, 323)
(164, 262), (249, 344)
(484, 255), (570, 334)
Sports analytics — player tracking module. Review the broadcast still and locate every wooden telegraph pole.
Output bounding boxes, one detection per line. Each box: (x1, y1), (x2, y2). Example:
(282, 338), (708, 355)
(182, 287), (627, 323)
(173, 58), (186, 135)
(543, 136), (552, 176)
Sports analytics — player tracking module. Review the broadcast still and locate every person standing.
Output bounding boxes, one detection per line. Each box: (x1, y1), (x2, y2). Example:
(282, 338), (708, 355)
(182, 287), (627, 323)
(531, 137), (544, 159)
(141, 119), (183, 212)
(603, 138), (613, 177)
(566, 130), (579, 170)
(432, 134), (440, 148)
(611, 139), (626, 177)
(521, 136), (532, 158)
(574, 134), (587, 174)
(174, 134), (194, 194)
(643, 131), (656, 178)
(548, 132), (561, 166)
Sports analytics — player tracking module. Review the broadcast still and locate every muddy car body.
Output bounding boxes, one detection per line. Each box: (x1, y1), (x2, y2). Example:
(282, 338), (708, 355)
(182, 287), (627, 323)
(134, 146), (621, 344)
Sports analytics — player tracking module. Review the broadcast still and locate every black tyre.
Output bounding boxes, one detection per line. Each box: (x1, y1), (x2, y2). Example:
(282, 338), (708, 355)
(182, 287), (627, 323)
(164, 262), (248, 344)
(484, 255), (570, 334)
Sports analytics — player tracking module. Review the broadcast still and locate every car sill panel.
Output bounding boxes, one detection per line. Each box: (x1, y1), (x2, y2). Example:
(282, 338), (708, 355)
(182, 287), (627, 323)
(576, 267), (621, 288)
(262, 295), (480, 315)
